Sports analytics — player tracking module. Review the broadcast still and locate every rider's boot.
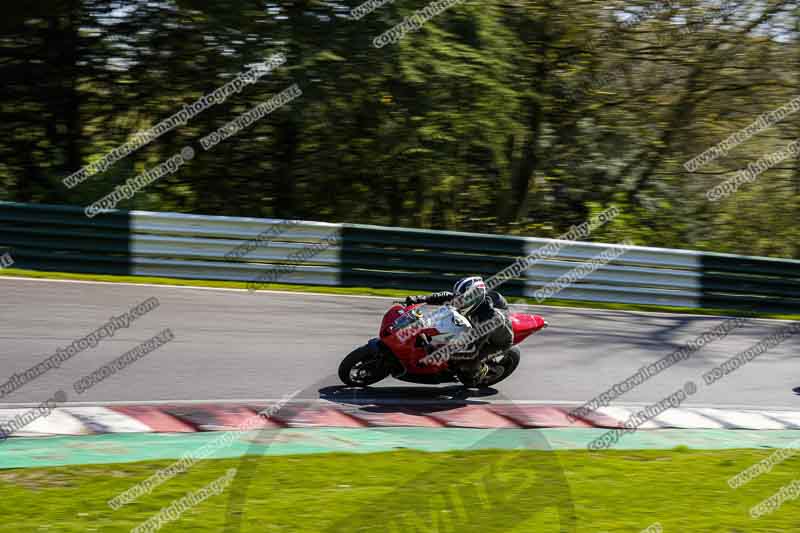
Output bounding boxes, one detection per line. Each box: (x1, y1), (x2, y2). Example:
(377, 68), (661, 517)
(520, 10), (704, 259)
(458, 358), (489, 387)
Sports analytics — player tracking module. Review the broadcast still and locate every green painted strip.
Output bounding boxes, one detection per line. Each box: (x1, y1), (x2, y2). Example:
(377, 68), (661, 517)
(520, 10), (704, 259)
(4, 428), (800, 469)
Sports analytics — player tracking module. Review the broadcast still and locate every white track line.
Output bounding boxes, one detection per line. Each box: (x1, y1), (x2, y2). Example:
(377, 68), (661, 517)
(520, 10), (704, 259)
(2, 275), (797, 323)
(0, 275), (394, 300)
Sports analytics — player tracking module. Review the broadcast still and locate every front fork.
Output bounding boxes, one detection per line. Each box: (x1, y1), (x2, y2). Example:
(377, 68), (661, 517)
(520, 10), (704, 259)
(366, 338), (406, 378)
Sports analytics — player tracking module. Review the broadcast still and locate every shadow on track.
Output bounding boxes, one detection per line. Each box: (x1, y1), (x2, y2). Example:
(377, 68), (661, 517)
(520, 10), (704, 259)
(319, 384), (498, 406)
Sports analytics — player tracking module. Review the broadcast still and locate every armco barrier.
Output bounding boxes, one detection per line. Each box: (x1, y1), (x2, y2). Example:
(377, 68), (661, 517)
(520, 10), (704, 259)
(1, 201), (800, 312)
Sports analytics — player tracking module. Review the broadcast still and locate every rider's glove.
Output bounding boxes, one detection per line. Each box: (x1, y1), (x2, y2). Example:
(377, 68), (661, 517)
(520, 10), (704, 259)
(405, 296), (422, 306)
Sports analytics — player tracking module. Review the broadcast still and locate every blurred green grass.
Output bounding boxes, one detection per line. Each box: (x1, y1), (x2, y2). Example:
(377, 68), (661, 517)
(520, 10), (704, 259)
(0, 448), (799, 532)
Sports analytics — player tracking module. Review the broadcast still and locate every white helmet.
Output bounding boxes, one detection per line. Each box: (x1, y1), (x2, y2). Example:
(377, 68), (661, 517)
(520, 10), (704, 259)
(452, 276), (487, 314)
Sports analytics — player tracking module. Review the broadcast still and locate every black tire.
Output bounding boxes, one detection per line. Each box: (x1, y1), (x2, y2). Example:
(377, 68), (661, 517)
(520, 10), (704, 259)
(481, 347), (521, 387)
(338, 344), (389, 387)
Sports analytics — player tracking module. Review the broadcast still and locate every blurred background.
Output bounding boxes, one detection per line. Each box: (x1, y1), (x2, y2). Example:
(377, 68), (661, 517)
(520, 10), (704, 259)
(1, 0), (798, 257)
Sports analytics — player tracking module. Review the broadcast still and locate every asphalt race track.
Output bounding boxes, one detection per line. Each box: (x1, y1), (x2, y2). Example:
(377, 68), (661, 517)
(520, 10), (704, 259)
(1, 277), (798, 409)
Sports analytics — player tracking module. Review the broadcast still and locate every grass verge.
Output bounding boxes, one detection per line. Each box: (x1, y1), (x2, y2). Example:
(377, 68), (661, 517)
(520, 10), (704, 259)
(0, 448), (797, 532)
(2, 266), (799, 320)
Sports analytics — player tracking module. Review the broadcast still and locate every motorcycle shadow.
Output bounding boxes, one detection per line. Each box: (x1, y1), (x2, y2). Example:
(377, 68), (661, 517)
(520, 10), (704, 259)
(318, 385), (499, 414)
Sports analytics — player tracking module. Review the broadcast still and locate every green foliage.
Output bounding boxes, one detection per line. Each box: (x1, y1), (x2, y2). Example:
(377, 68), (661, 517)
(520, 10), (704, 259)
(1, 0), (798, 256)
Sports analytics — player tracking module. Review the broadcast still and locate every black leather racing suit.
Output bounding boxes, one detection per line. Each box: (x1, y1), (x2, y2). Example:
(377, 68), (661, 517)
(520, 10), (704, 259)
(404, 290), (514, 385)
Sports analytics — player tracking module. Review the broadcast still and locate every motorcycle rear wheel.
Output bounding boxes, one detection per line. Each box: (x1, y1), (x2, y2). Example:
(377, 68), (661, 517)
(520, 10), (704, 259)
(480, 347), (521, 387)
(338, 344), (390, 387)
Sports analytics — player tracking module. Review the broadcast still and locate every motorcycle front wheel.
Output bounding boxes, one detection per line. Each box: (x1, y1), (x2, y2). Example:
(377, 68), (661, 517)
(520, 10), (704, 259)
(338, 344), (390, 387)
(480, 347), (521, 387)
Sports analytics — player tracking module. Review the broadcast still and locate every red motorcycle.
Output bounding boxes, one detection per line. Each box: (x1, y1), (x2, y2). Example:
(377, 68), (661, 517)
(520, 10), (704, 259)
(338, 302), (547, 388)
